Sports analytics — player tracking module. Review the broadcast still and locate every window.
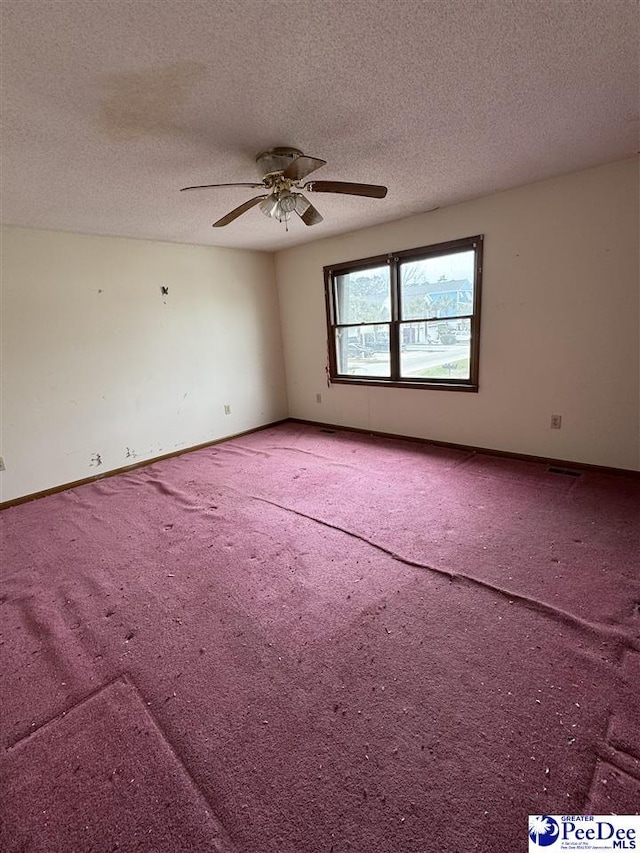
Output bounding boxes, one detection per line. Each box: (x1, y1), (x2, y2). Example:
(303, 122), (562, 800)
(324, 235), (483, 391)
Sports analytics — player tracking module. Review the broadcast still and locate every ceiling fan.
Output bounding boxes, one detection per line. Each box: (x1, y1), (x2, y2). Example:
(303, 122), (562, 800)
(180, 147), (387, 228)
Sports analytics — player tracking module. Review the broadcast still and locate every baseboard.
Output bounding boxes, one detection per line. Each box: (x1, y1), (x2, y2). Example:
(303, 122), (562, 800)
(0, 419), (289, 510)
(287, 417), (640, 479)
(3, 416), (637, 510)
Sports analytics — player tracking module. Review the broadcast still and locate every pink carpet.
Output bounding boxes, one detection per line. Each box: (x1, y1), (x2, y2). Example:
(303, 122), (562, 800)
(0, 676), (235, 852)
(1, 422), (639, 851)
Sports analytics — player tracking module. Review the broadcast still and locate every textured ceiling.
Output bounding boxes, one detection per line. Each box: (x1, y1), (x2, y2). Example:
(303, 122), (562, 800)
(1, 0), (638, 252)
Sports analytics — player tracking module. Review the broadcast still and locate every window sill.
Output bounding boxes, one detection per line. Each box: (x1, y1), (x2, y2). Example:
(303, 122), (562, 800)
(329, 377), (479, 392)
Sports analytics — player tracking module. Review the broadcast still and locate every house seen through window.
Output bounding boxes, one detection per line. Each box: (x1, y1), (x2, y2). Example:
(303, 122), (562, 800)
(324, 235), (483, 391)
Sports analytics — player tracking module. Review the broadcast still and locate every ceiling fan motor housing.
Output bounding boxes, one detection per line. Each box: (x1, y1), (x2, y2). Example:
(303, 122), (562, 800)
(256, 147), (304, 179)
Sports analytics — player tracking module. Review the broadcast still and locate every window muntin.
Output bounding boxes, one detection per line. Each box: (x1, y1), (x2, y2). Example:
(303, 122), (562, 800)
(325, 236), (482, 391)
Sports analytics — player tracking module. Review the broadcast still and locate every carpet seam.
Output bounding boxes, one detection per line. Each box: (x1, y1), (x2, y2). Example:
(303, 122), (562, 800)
(1, 672), (239, 852)
(121, 672), (240, 852)
(3, 673), (129, 752)
(245, 491), (640, 656)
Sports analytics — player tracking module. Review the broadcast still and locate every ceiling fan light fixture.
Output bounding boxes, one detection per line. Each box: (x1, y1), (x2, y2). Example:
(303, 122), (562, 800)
(294, 195), (310, 216)
(277, 192), (297, 214)
(272, 205), (291, 225)
(260, 191), (299, 224)
(259, 196), (279, 219)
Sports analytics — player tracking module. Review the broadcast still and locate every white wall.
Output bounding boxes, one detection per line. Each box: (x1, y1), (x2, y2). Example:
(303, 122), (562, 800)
(2, 159), (637, 501)
(275, 158), (640, 471)
(0, 227), (288, 501)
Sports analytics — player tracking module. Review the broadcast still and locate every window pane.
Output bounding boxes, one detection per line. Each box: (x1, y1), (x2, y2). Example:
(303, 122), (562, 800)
(400, 250), (475, 320)
(400, 319), (471, 379)
(335, 266), (391, 324)
(336, 325), (391, 377)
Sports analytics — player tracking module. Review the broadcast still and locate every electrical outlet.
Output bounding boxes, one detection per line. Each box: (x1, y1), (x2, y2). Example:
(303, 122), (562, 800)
(550, 415), (562, 429)
(0, 456), (5, 471)
(316, 393), (322, 403)
(224, 404), (231, 415)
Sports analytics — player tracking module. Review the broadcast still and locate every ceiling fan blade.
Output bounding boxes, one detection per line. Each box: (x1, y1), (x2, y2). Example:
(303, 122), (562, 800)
(181, 182), (265, 192)
(305, 180), (387, 199)
(283, 155), (327, 181)
(295, 194), (323, 226)
(212, 195), (268, 227)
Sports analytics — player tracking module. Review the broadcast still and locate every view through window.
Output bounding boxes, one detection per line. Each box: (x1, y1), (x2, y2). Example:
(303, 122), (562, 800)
(324, 235), (483, 390)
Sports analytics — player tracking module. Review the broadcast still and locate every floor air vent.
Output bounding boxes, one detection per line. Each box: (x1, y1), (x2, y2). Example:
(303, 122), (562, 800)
(547, 466), (582, 477)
